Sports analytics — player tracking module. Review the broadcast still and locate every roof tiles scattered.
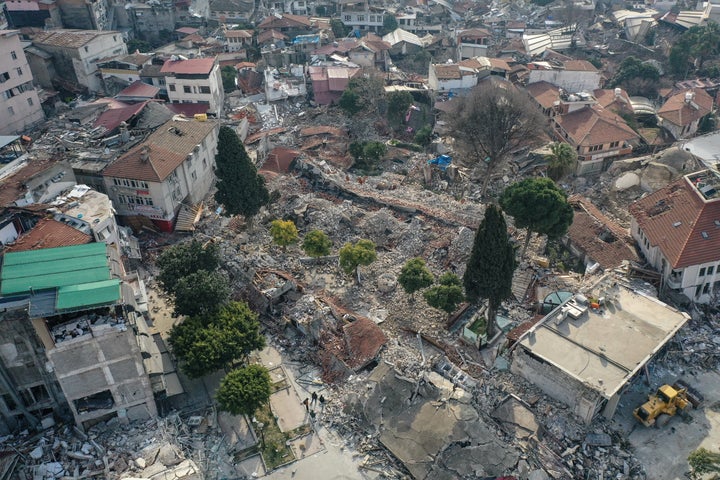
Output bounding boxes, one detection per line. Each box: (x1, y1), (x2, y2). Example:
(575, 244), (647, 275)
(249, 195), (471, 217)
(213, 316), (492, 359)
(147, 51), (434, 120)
(5, 218), (92, 253)
(160, 58), (215, 75)
(657, 88), (713, 128)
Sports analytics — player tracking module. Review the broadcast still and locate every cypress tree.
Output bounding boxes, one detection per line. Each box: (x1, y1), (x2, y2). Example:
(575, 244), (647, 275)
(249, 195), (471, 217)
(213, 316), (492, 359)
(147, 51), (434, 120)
(463, 204), (517, 339)
(214, 126), (270, 224)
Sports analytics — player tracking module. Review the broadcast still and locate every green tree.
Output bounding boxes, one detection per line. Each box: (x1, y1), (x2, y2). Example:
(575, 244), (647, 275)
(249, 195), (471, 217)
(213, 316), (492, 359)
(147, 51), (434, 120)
(157, 240), (221, 296)
(545, 142), (577, 181)
(448, 83), (545, 197)
(463, 205), (516, 338)
(127, 39), (151, 53)
(500, 178), (574, 259)
(424, 272), (464, 314)
(302, 229), (332, 257)
(172, 270), (230, 317)
(221, 66), (237, 93)
(339, 239), (377, 279)
(330, 18), (350, 38)
(339, 88), (362, 115)
(688, 448), (720, 479)
(270, 219), (299, 251)
(214, 126), (270, 225)
(414, 125), (433, 147)
(610, 56), (660, 96)
(216, 365), (272, 416)
(398, 258), (434, 299)
(169, 301), (265, 377)
(350, 141), (387, 172)
(670, 22), (720, 76)
(382, 15), (398, 35)
(698, 113), (716, 134)
(387, 91), (413, 128)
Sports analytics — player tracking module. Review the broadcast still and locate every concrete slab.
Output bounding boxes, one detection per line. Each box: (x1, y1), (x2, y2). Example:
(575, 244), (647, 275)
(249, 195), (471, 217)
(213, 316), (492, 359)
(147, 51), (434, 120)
(217, 411), (255, 453)
(289, 431), (324, 459)
(235, 453), (266, 478)
(270, 386), (309, 433)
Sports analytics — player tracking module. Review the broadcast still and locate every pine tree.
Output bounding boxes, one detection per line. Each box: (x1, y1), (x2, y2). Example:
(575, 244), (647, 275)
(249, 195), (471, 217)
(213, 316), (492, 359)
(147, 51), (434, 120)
(463, 204), (517, 339)
(214, 126), (270, 225)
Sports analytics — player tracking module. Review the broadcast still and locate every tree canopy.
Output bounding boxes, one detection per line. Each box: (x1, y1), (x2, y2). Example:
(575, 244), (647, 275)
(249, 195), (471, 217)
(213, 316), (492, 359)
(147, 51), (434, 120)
(169, 301), (265, 378)
(545, 142), (577, 181)
(216, 365), (272, 416)
(669, 22), (720, 76)
(423, 272), (464, 314)
(382, 15), (398, 35)
(349, 141), (387, 172)
(172, 270), (230, 318)
(221, 66), (237, 93)
(339, 239), (377, 278)
(157, 240), (221, 296)
(387, 91), (413, 128)
(302, 229), (332, 257)
(339, 89), (362, 115)
(330, 18), (350, 38)
(270, 219), (299, 250)
(500, 178), (574, 258)
(448, 83), (544, 196)
(610, 56), (660, 96)
(398, 258), (434, 298)
(463, 204), (516, 338)
(214, 126), (270, 221)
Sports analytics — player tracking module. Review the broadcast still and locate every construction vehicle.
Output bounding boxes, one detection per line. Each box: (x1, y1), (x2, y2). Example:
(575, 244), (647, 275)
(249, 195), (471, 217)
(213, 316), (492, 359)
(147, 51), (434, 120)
(633, 380), (703, 427)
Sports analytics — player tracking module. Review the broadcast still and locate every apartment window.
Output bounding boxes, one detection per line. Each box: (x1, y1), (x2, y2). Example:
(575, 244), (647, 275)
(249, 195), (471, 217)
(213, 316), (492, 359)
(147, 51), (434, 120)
(589, 145), (603, 152)
(610, 141), (620, 148)
(0, 72), (9, 83)
(703, 283), (711, 294)
(191, 171), (197, 181)
(84, 46), (89, 53)
(169, 84), (176, 91)
(7, 106), (14, 115)
(369, 15), (375, 22)
(15, 67), (22, 76)
(27, 98), (33, 106)
(10, 51), (17, 60)
(140, 181), (148, 188)
(183, 86), (192, 94)
(709, 266), (715, 276)
(344, 15), (351, 21)
(700, 267), (706, 276)
(357, 15), (365, 21)
(200, 86), (211, 94)
(113, 35), (117, 41)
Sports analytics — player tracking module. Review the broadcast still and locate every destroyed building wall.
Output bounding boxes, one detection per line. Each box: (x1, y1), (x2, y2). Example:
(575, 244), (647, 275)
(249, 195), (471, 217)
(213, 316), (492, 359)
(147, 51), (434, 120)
(128, 4), (177, 43)
(0, 307), (68, 434)
(45, 316), (158, 429)
(56, 0), (110, 30)
(511, 347), (602, 424)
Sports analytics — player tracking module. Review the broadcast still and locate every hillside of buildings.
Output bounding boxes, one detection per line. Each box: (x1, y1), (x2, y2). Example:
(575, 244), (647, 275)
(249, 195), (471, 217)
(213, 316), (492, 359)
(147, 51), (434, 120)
(1, 0), (720, 479)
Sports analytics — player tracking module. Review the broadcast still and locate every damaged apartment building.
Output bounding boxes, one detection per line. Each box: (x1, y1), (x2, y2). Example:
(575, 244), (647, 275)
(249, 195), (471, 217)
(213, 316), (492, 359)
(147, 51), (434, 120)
(0, 241), (174, 433)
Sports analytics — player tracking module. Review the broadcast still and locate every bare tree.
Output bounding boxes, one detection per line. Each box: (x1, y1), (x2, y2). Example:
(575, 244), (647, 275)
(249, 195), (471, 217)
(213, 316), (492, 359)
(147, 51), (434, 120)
(448, 82), (545, 196)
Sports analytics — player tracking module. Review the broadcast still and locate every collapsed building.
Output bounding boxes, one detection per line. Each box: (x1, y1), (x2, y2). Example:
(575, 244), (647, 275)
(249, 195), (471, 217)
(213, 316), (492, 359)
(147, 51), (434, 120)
(0, 242), (175, 433)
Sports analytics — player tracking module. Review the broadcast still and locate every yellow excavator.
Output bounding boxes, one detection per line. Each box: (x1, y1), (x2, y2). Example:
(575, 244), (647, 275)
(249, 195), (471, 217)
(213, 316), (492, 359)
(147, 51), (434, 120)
(633, 380), (703, 427)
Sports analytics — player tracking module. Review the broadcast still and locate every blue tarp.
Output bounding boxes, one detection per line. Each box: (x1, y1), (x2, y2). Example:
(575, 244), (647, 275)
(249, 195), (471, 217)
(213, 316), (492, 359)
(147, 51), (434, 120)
(293, 35), (320, 44)
(428, 155), (452, 171)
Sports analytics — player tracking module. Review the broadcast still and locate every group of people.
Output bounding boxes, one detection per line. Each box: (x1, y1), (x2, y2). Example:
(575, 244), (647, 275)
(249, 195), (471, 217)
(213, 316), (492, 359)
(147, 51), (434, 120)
(302, 391), (325, 420)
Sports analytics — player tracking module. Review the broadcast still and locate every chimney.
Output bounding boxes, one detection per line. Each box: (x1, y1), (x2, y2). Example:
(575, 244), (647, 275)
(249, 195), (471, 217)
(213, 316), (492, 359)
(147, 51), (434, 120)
(614, 87), (622, 99)
(685, 91), (695, 104)
(140, 145), (151, 162)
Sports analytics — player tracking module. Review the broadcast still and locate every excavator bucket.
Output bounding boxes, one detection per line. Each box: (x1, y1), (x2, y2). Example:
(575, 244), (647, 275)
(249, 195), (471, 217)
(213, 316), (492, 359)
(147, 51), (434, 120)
(674, 380), (704, 408)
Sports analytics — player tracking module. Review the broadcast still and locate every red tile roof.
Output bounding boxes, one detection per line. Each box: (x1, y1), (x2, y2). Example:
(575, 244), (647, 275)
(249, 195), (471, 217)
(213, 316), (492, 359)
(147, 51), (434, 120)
(117, 81), (160, 98)
(593, 88), (633, 114)
(0, 158), (58, 207)
(343, 317), (387, 370)
(567, 195), (638, 270)
(433, 64), (461, 80)
(258, 13), (312, 29)
(629, 173), (720, 269)
(657, 88), (713, 127)
(257, 29), (288, 44)
(176, 27), (199, 35)
(225, 29), (253, 38)
(165, 103), (211, 116)
(160, 58), (215, 75)
(6, 218), (92, 252)
(556, 105), (638, 147)
(94, 101), (147, 134)
(562, 59), (598, 72)
(103, 118), (217, 182)
(260, 147), (299, 173)
(526, 81), (560, 109)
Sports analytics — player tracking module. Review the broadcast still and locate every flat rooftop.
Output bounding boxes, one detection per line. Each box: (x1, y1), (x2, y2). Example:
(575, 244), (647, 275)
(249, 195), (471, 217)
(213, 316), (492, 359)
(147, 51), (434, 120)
(517, 282), (689, 399)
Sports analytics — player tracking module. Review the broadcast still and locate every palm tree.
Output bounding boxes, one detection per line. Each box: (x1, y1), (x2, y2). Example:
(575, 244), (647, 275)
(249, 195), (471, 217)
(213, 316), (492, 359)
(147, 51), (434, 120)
(545, 142), (577, 181)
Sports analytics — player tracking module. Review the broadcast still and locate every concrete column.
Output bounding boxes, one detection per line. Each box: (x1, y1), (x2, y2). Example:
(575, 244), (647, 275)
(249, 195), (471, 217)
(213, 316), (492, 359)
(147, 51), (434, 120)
(603, 392), (621, 420)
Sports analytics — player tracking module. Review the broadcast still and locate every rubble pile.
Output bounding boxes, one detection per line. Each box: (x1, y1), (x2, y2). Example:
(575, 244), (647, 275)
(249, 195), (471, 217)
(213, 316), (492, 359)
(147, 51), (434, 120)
(8, 411), (239, 480)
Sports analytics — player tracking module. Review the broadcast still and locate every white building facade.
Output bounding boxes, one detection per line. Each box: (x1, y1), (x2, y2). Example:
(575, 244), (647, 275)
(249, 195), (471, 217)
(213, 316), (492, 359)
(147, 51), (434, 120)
(0, 30), (44, 134)
(161, 58), (225, 116)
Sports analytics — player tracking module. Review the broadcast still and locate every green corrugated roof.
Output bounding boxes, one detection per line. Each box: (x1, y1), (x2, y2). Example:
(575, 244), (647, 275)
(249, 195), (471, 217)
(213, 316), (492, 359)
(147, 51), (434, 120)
(56, 279), (121, 310)
(1, 243), (112, 296)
